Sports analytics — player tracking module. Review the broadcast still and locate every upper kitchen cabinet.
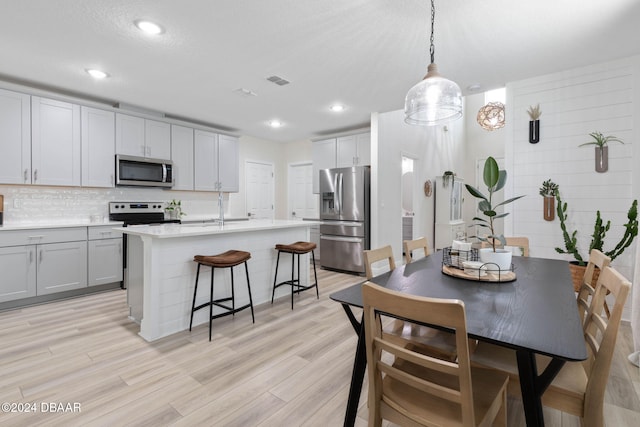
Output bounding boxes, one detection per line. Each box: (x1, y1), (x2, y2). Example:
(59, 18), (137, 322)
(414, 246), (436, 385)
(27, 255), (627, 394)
(81, 106), (115, 188)
(312, 138), (336, 193)
(0, 88), (31, 185)
(170, 124), (194, 190)
(115, 113), (171, 160)
(194, 130), (239, 192)
(336, 132), (371, 168)
(31, 97), (81, 186)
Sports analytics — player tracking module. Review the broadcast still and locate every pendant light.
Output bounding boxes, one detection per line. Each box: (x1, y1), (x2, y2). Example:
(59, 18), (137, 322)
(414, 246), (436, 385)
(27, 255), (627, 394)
(404, 0), (462, 126)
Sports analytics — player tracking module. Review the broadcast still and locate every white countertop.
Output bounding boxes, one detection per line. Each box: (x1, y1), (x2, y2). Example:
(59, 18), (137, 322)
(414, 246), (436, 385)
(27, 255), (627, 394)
(0, 220), (124, 231)
(115, 219), (321, 239)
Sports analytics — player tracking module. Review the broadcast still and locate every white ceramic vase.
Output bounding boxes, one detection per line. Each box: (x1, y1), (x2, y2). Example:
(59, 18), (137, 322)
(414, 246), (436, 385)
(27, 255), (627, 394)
(479, 248), (512, 272)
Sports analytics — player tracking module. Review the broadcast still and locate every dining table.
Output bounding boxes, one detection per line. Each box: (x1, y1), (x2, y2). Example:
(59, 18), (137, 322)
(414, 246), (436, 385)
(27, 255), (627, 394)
(330, 250), (587, 427)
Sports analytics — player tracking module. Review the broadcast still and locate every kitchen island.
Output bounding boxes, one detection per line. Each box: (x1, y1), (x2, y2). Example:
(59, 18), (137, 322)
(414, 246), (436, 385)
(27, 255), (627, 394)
(117, 219), (319, 341)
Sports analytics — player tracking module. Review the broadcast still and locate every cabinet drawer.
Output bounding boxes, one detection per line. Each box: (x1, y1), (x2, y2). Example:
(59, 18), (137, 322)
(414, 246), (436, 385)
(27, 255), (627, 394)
(88, 226), (123, 240)
(0, 227), (86, 247)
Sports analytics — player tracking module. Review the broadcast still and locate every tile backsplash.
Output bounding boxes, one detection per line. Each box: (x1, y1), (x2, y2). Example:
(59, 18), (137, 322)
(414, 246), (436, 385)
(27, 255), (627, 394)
(0, 185), (226, 224)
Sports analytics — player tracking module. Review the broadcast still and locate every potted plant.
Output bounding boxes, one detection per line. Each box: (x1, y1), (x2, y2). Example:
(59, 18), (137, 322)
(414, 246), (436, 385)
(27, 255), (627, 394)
(442, 170), (456, 187)
(165, 199), (186, 220)
(579, 131), (624, 173)
(527, 104), (541, 144)
(555, 191), (637, 290)
(539, 179), (558, 221)
(465, 157), (524, 271)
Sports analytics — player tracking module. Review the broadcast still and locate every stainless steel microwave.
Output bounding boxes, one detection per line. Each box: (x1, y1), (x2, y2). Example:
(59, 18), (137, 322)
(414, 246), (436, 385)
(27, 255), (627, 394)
(115, 155), (173, 188)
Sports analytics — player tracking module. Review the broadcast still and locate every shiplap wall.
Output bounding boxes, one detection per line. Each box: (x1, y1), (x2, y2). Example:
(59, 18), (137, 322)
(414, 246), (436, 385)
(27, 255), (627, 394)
(504, 57), (640, 289)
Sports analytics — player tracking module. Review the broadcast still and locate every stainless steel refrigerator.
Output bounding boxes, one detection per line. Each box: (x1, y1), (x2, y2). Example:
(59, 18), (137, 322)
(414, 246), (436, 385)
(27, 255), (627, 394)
(319, 166), (370, 274)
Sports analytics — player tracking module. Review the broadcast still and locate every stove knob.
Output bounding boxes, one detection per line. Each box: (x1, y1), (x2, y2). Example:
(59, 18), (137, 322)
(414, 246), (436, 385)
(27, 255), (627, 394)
(120, 204), (125, 209)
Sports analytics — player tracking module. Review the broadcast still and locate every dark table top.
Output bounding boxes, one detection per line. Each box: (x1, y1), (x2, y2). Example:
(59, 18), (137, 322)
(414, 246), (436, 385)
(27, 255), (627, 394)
(330, 252), (587, 361)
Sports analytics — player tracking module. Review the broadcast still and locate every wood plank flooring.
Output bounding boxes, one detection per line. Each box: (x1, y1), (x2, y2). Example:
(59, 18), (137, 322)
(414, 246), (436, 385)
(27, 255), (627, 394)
(0, 267), (638, 426)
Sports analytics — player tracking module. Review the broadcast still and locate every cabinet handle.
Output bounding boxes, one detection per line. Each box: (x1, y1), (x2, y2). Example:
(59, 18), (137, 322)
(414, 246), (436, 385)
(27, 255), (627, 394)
(28, 235), (44, 240)
(29, 250), (33, 264)
(39, 249), (43, 264)
(111, 174), (114, 185)
(24, 169), (28, 183)
(33, 169), (38, 182)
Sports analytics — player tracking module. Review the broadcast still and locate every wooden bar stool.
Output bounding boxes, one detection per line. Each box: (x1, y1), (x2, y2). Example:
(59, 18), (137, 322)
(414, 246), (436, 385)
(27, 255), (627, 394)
(190, 250), (255, 341)
(271, 241), (319, 309)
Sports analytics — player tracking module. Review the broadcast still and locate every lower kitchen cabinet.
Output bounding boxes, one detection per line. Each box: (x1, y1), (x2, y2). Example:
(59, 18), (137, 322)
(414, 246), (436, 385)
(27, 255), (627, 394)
(36, 241), (87, 295)
(88, 226), (122, 286)
(0, 245), (36, 303)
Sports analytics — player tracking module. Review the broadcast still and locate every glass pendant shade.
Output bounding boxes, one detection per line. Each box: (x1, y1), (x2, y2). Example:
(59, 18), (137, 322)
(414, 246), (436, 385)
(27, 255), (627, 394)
(404, 63), (463, 126)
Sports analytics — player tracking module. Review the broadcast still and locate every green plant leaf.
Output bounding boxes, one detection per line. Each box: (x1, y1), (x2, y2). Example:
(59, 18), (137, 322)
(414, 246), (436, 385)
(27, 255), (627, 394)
(494, 195), (526, 208)
(493, 170), (507, 192)
(464, 184), (487, 202)
(483, 157), (500, 188)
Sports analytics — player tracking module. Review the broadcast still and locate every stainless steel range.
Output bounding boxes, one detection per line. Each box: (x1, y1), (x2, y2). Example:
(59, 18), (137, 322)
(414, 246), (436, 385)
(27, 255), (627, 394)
(108, 201), (180, 288)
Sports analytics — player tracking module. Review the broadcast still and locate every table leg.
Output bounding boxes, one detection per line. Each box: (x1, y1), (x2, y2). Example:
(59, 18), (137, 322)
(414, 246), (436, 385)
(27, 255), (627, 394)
(343, 312), (366, 427)
(516, 350), (545, 426)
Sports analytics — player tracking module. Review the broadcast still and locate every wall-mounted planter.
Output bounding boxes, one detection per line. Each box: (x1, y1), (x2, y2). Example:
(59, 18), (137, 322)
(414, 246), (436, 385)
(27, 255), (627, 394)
(543, 196), (555, 221)
(595, 146), (608, 173)
(529, 120), (540, 144)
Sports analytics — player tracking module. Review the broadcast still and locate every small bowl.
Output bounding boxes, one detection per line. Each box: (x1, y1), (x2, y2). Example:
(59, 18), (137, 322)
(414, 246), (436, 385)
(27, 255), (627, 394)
(462, 261), (487, 277)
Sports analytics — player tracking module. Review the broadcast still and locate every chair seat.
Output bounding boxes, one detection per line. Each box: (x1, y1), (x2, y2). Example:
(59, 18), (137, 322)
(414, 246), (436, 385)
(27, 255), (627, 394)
(275, 241), (316, 254)
(194, 250), (251, 268)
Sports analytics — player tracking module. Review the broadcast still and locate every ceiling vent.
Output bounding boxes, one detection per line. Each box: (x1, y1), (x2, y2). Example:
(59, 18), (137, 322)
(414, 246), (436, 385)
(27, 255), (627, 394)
(266, 75), (290, 86)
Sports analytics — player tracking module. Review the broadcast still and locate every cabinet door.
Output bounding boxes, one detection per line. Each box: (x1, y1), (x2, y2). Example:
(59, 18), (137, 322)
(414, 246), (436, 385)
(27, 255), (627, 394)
(0, 245), (36, 302)
(218, 134), (239, 192)
(37, 241), (87, 295)
(88, 239), (122, 286)
(170, 125), (194, 190)
(356, 132), (371, 166)
(336, 135), (357, 168)
(194, 129), (219, 191)
(81, 107), (115, 187)
(0, 88), (31, 185)
(31, 97), (81, 186)
(312, 138), (336, 193)
(145, 119), (171, 159)
(115, 113), (145, 156)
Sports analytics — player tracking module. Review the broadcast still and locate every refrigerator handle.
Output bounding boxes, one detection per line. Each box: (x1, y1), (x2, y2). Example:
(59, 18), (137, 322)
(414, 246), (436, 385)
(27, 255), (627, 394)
(338, 172), (344, 214)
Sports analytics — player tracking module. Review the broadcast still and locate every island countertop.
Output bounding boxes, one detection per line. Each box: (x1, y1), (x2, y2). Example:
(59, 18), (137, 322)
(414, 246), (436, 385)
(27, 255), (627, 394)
(115, 219), (320, 239)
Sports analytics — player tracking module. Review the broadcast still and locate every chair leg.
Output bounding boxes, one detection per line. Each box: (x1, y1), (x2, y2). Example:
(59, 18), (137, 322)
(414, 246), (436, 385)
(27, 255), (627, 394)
(290, 252), (295, 310)
(312, 250), (319, 299)
(189, 263), (201, 331)
(271, 250), (281, 304)
(244, 261), (255, 323)
(230, 266), (235, 316)
(209, 266), (215, 342)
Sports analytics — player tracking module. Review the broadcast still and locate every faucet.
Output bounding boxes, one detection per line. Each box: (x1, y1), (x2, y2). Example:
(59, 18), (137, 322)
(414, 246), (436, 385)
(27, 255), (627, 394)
(218, 192), (225, 226)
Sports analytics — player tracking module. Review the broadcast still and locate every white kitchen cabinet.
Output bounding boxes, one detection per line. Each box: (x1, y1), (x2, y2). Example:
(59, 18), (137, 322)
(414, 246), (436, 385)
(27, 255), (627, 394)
(81, 106), (115, 187)
(37, 240), (88, 295)
(194, 130), (239, 192)
(115, 113), (171, 159)
(88, 226), (122, 286)
(311, 138), (336, 193)
(336, 132), (370, 168)
(31, 96), (81, 186)
(170, 124), (194, 190)
(0, 88), (31, 185)
(0, 245), (36, 303)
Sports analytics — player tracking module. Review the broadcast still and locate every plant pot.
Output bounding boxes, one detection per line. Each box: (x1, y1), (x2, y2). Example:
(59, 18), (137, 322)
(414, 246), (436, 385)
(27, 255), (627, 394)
(167, 210), (179, 220)
(543, 196), (555, 221)
(568, 261), (601, 292)
(595, 146), (608, 173)
(479, 248), (513, 272)
(529, 120), (540, 144)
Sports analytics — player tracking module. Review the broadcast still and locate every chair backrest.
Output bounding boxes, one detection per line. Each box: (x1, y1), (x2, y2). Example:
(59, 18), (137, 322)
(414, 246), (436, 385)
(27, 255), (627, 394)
(576, 249), (611, 324)
(580, 266), (630, 421)
(363, 245), (395, 279)
(403, 237), (429, 264)
(362, 282), (476, 426)
(481, 237), (529, 256)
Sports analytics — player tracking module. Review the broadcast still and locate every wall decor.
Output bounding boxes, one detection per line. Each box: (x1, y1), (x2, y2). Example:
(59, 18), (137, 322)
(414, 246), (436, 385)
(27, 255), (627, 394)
(579, 131), (624, 173)
(423, 179), (432, 197)
(477, 102), (505, 131)
(527, 104), (541, 143)
(539, 179), (558, 221)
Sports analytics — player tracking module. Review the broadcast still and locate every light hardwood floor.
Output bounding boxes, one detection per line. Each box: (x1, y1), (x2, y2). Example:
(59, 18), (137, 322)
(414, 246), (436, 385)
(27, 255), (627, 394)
(0, 268), (639, 426)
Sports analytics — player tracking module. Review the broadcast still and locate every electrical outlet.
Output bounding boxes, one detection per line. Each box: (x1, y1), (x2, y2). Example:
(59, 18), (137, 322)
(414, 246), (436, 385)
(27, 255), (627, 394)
(13, 199), (21, 209)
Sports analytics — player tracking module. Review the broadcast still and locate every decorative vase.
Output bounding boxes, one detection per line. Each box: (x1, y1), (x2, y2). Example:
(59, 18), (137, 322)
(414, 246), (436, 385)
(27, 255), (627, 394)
(479, 248), (513, 272)
(595, 146), (608, 173)
(543, 196), (555, 221)
(529, 120), (540, 144)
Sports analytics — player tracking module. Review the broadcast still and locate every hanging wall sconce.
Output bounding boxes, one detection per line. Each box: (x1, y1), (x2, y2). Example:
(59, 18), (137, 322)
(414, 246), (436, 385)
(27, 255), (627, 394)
(477, 102), (505, 131)
(527, 104), (541, 143)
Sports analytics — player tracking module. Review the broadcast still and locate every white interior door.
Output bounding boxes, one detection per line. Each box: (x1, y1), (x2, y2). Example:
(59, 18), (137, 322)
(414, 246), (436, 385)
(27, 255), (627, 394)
(245, 161), (274, 220)
(288, 163), (318, 220)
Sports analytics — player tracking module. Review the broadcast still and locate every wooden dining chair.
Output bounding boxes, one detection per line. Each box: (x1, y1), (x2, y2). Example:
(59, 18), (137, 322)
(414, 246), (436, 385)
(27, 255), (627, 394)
(470, 266), (631, 427)
(576, 249), (611, 323)
(363, 245), (396, 280)
(403, 236), (429, 264)
(362, 282), (509, 427)
(481, 236), (530, 256)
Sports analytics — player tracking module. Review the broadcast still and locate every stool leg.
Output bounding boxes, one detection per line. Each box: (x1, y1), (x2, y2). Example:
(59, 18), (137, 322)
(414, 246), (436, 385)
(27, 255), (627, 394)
(230, 266), (235, 316)
(290, 252), (295, 310)
(271, 250), (281, 304)
(190, 263), (201, 331)
(209, 267), (215, 342)
(312, 250), (319, 299)
(245, 261), (255, 323)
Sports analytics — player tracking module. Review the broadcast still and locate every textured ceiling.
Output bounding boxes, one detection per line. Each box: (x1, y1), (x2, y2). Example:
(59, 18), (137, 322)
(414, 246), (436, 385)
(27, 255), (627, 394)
(1, 0), (639, 143)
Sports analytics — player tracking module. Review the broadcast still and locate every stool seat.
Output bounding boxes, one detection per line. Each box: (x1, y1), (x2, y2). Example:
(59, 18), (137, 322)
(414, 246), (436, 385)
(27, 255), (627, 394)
(275, 241), (317, 254)
(194, 250), (251, 267)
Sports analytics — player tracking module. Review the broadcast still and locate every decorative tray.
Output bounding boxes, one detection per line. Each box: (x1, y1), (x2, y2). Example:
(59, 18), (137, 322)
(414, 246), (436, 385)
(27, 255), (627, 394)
(442, 264), (516, 283)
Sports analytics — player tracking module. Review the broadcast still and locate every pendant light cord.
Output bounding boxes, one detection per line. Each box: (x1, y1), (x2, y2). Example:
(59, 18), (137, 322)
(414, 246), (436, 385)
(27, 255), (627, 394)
(429, 0), (435, 64)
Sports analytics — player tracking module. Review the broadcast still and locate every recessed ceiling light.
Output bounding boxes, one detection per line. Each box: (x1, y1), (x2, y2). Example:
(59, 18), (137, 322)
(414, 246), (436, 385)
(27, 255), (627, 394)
(86, 69), (109, 79)
(330, 104), (345, 112)
(134, 20), (164, 35)
(269, 120), (283, 128)
(467, 84), (482, 92)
